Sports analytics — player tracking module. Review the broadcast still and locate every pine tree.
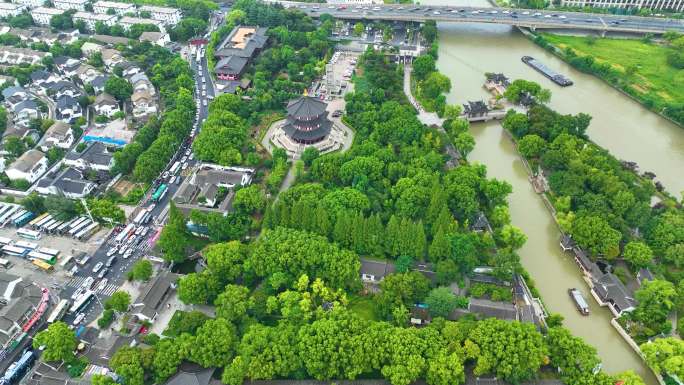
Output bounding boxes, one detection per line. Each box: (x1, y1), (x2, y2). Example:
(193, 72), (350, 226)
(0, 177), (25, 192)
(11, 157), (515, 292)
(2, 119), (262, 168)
(398, 218), (413, 258)
(413, 221), (427, 260)
(426, 184), (447, 226)
(432, 205), (458, 237)
(315, 203), (331, 239)
(300, 201), (316, 233)
(290, 200), (306, 230)
(351, 212), (366, 254)
(385, 215), (401, 257)
(333, 211), (352, 249)
(262, 203), (276, 229)
(429, 229), (451, 263)
(366, 213), (384, 257)
(278, 201), (290, 228)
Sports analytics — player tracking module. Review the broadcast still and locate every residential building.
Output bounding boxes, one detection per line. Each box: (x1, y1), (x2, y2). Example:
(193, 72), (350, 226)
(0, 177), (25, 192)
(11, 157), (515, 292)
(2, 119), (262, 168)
(56, 95), (82, 123)
(5, 149), (48, 183)
(53, 56), (81, 77)
(2, 86), (27, 108)
(12, 0), (45, 9)
(173, 164), (253, 211)
(92, 34), (130, 45)
(214, 26), (268, 81)
(130, 72), (155, 95)
(48, 80), (81, 99)
(35, 166), (95, 198)
(637, 268), (655, 287)
(0, 3), (27, 18)
(326, 0), (383, 4)
(80, 41), (103, 56)
(119, 61), (141, 78)
(559, 0), (684, 11)
(39, 121), (74, 150)
(139, 31), (170, 46)
(64, 141), (114, 171)
(0, 75), (15, 87)
(73, 11), (116, 30)
(93, 0), (135, 15)
(130, 271), (177, 322)
(101, 48), (123, 69)
(0, 273), (44, 352)
(93, 92), (119, 117)
(30, 6), (64, 25)
(53, 0), (88, 11)
(75, 64), (101, 84)
(131, 89), (156, 118)
(163, 364), (214, 385)
(119, 16), (165, 32)
(139, 5), (182, 25)
(359, 259), (395, 284)
(12, 99), (41, 126)
(592, 272), (637, 316)
(0, 46), (49, 65)
(91, 74), (109, 94)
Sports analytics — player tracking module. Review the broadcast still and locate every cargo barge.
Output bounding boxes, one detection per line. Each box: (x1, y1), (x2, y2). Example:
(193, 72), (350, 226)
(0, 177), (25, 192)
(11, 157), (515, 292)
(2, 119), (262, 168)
(568, 288), (590, 315)
(522, 56), (573, 87)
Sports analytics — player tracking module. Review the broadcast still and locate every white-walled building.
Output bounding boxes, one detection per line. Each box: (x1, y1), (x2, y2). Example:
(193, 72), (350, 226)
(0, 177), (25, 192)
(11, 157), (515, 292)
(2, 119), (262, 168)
(560, 0), (684, 11)
(30, 7), (64, 25)
(73, 11), (117, 30)
(140, 31), (170, 46)
(119, 16), (165, 32)
(53, 0), (88, 11)
(0, 3), (27, 18)
(139, 5), (182, 25)
(11, 0), (44, 9)
(93, 1), (135, 15)
(5, 149), (48, 183)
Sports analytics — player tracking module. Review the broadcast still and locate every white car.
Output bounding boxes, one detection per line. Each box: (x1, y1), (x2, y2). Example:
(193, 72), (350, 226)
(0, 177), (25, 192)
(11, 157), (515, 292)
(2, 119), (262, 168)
(123, 250), (133, 259)
(73, 312), (85, 326)
(522, 11), (530, 15)
(82, 277), (94, 290)
(118, 246), (128, 255)
(544, 14), (552, 18)
(106, 247), (117, 257)
(559, 15), (567, 19)
(71, 287), (84, 300)
(502, 10), (510, 14)
(185, 149), (191, 156)
(182, 162), (189, 170)
(162, 171), (169, 179)
(92, 262), (103, 273)
(181, 156), (188, 163)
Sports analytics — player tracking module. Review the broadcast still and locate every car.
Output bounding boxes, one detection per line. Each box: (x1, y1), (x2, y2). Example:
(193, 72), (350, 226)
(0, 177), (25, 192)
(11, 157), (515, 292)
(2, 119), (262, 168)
(181, 156), (188, 163)
(92, 262), (103, 273)
(185, 149), (191, 156)
(123, 249), (133, 259)
(328, 5), (335, 8)
(203, 100), (207, 107)
(433, 11), (440, 14)
(68, 265), (78, 276)
(77, 255), (91, 265)
(106, 247), (117, 257)
(522, 11), (530, 15)
(502, 10), (509, 14)
(82, 277), (94, 290)
(169, 176), (176, 184)
(182, 162), (189, 170)
(118, 246), (128, 255)
(534, 12), (542, 16)
(559, 15), (566, 19)
(162, 171), (169, 179)
(471, 10), (479, 14)
(98, 267), (109, 279)
(544, 14), (551, 18)
(73, 313), (85, 326)
(71, 287), (84, 300)
(512, 14), (518, 18)
(489, 10), (498, 14)
(176, 177), (182, 185)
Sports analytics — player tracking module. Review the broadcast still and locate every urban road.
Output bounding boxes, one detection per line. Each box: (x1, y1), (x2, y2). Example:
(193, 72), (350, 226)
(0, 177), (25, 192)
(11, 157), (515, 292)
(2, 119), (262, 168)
(272, 0), (684, 34)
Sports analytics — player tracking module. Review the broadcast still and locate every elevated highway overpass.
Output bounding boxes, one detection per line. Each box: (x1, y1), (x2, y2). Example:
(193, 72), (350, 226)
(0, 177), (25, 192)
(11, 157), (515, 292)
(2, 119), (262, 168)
(271, 1), (684, 34)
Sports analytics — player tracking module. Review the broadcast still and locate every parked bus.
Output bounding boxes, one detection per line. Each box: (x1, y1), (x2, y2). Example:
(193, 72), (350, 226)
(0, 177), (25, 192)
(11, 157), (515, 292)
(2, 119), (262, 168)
(37, 248), (60, 258)
(16, 229), (41, 241)
(28, 213), (48, 228)
(68, 220), (91, 237)
(56, 221), (72, 235)
(32, 259), (53, 271)
(14, 240), (37, 250)
(13, 212), (35, 228)
(46, 221), (62, 233)
(0, 237), (12, 246)
(169, 161), (181, 175)
(28, 251), (56, 265)
(1, 246), (28, 258)
(69, 291), (94, 314)
(34, 215), (53, 230)
(75, 223), (99, 241)
(115, 223), (135, 244)
(151, 184), (168, 202)
(39, 219), (56, 232)
(9, 209), (26, 222)
(68, 217), (87, 231)
(59, 255), (73, 268)
(0, 258), (10, 268)
(0, 205), (20, 225)
(46, 299), (70, 324)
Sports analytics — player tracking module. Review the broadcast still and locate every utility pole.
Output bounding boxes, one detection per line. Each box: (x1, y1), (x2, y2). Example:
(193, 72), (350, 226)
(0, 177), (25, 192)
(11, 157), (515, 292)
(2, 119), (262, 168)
(79, 198), (96, 224)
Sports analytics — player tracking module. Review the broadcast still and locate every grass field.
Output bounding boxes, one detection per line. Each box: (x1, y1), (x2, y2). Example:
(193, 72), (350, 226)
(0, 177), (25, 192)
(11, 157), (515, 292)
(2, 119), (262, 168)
(348, 294), (379, 321)
(541, 34), (684, 106)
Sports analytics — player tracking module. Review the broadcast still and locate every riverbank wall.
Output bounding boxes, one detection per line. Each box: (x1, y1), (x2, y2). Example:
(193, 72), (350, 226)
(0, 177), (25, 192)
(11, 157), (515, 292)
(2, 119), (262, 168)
(502, 121), (665, 385)
(516, 27), (683, 130)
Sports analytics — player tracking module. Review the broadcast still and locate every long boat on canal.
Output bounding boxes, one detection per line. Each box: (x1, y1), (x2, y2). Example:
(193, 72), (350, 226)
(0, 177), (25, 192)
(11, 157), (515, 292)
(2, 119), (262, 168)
(568, 288), (590, 315)
(522, 56), (573, 87)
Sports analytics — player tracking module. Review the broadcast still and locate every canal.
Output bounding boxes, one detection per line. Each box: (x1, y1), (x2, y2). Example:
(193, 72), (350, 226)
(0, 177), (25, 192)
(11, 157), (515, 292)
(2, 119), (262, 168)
(420, 1), (684, 382)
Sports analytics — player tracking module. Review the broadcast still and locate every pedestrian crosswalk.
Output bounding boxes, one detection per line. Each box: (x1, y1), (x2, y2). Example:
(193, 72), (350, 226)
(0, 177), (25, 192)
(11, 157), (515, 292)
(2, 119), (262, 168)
(66, 276), (119, 297)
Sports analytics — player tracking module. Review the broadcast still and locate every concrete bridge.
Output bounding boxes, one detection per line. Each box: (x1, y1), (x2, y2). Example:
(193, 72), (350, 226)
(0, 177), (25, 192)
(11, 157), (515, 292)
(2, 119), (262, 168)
(270, 1), (684, 35)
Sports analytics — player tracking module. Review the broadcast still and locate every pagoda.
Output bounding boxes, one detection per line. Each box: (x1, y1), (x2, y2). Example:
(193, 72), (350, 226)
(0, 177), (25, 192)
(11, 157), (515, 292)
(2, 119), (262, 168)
(281, 94), (332, 145)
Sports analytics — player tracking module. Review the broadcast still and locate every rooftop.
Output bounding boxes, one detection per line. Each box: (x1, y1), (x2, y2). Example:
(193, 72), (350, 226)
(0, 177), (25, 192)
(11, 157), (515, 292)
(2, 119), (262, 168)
(139, 5), (181, 14)
(94, 1), (135, 8)
(120, 16), (164, 26)
(65, 141), (113, 167)
(33, 6), (65, 15)
(73, 11), (117, 21)
(8, 149), (45, 173)
(133, 271), (177, 319)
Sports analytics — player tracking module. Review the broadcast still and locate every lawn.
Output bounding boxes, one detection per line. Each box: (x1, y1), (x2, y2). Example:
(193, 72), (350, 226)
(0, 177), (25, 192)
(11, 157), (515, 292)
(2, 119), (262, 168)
(348, 294), (379, 321)
(541, 34), (684, 106)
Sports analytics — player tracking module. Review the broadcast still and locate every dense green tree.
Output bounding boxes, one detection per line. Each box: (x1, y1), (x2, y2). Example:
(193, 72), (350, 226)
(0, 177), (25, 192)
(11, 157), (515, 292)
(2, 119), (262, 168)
(33, 322), (77, 362)
(21, 192), (45, 214)
(104, 76), (133, 102)
(412, 54), (436, 80)
(572, 215), (621, 259)
(91, 374), (116, 385)
(177, 272), (220, 305)
(623, 241), (653, 269)
(517, 134), (547, 158)
(547, 326), (601, 383)
(215, 284), (252, 324)
(426, 350), (465, 385)
(158, 203), (192, 263)
(190, 318), (237, 368)
(128, 259), (153, 281)
(425, 287), (462, 318)
(633, 279), (676, 334)
(377, 272), (430, 319)
(233, 185), (266, 214)
(105, 290), (131, 312)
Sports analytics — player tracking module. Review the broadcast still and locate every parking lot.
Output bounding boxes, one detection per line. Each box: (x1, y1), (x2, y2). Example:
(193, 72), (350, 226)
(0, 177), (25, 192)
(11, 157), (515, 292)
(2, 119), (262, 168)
(314, 50), (359, 100)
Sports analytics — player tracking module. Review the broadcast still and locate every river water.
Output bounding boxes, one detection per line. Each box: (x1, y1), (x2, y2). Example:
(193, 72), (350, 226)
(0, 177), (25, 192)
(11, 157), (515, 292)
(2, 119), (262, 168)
(420, 0), (684, 382)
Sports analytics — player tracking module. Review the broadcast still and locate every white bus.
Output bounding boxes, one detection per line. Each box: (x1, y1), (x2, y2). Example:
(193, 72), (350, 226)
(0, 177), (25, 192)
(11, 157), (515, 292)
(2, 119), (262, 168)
(38, 248), (60, 257)
(15, 240), (38, 250)
(68, 217), (87, 231)
(10, 209), (26, 222)
(40, 219), (56, 232)
(29, 213), (49, 228)
(169, 161), (181, 175)
(28, 251), (56, 265)
(0, 205), (20, 225)
(17, 229), (41, 241)
(133, 209), (149, 225)
(69, 291), (94, 314)
(115, 223), (135, 244)
(56, 221), (72, 234)
(46, 299), (70, 324)
(35, 214), (53, 229)
(2, 245), (28, 257)
(46, 221), (62, 233)
(68, 220), (91, 237)
(75, 223), (99, 241)
(59, 255), (73, 268)
(0, 237), (12, 246)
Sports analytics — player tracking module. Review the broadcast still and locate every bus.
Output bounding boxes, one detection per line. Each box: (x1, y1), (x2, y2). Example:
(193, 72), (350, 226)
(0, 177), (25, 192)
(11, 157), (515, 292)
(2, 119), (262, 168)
(69, 291), (94, 314)
(46, 221), (62, 233)
(32, 259), (53, 271)
(68, 220), (91, 237)
(37, 248), (60, 258)
(13, 211), (35, 227)
(0, 205), (20, 225)
(0, 237), (12, 246)
(28, 213), (48, 228)
(115, 223), (135, 244)
(28, 251), (56, 265)
(46, 299), (70, 324)
(34, 215), (53, 230)
(2, 246), (28, 258)
(9, 209), (26, 222)
(169, 161), (181, 175)
(16, 229), (41, 241)
(14, 240), (37, 250)
(75, 223), (99, 241)
(56, 221), (72, 235)
(59, 255), (73, 268)
(40, 219), (56, 232)
(68, 217), (87, 231)
(151, 184), (168, 202)
(133, 209), (149, 225)
(0, 258), (10, 268)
